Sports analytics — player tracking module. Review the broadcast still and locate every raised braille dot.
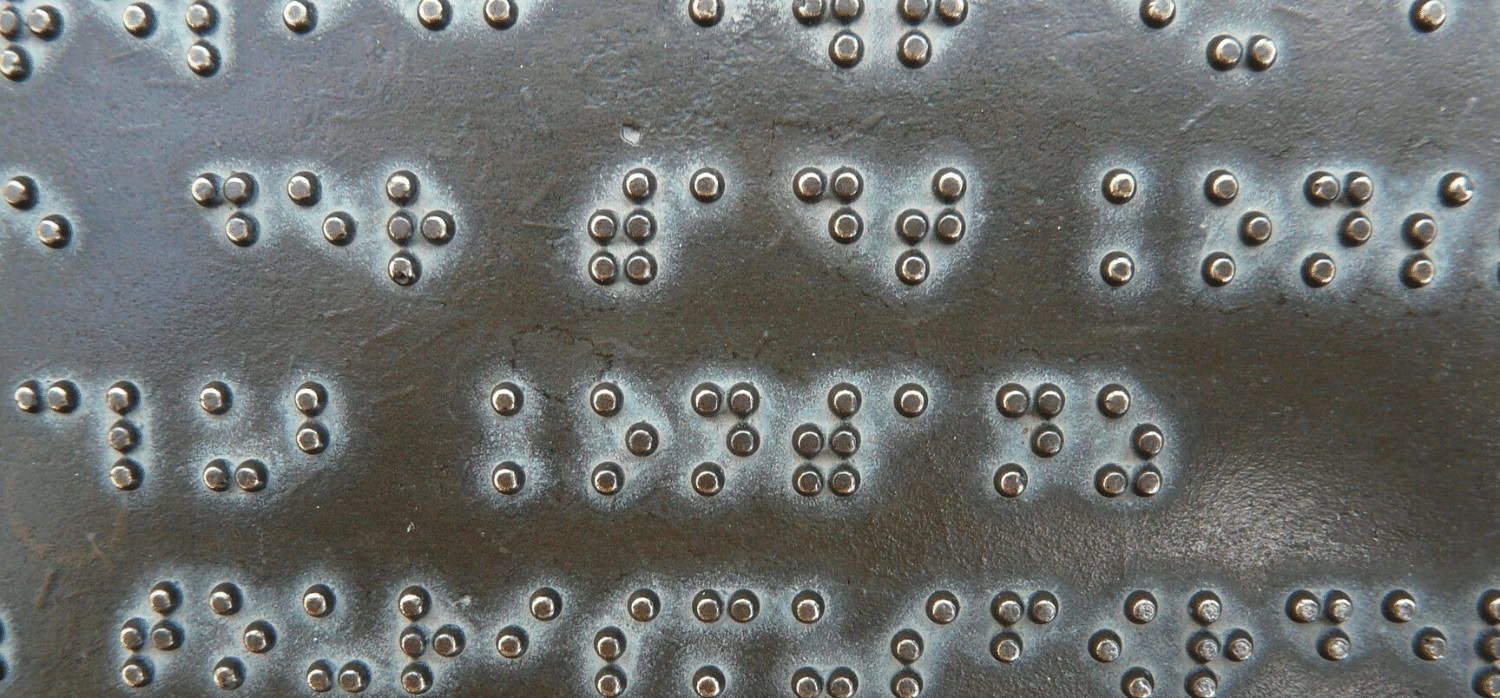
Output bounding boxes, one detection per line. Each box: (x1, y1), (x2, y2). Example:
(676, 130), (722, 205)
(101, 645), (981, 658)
(621, 210), (655, 242)
(792, 424), (824, 457)
(1134, 466), (1162, 497)
(1029, 592), (1059, 624)
(828, 425), (859, 457)
(303, 585), (334, 617)
(417, 0), (449, 29)
(1403, 213), (1438, 247)
(933, 168), (966, 203)
(594, 627), (625, 661)
(150, 620), (181, 650)
(41, 380), (75, 413)
(1122, 669), (1154, 698)
(830, 468), (859, 499)
(389, 253), (420, 286)
(894, 383), (928, 417)
(828, 669), (859, 698)
(1185, 671), (1218, 698)
(108, 420), (139, 453)
(691, 383), (722, 416)
(1140, 0), (1174, 27)
(890, 629), (923, 664)
(1407, 626), (1444, 660)
(1479, 631), (1500, 661)
(1032, 424), (1063, 457)
(1230, 211), (1271, 245)
(101, 381), (139, 415)
(430, 625), (464, 657)
(793, 591), (824, 623)
(222, 173), (256, 206)
(1306, 171), (1341, 204)
(243, 620), (276, 653)
(828, 208), (864, 244)
(929, 211), (964, 244)
(1320, 590), (1352, 623)
(831, 0), (862, 21)
(994, 384), (1030, 417)
(1345, 172), (1373, 204)
(187, 41), (220, 76)
(1341, 213), (1372, 246)
(1189, 632), (1220, 662)
(1091, 630), (1122, 663)
(721, 382), (756, 417)
(689, 0), (722, 26)
(793, 0), (825, 23)
(1096, 465), (1128, 497)
(1303, 253), (1336, 287)
(1204, 170), (1238, 204)
(491, 462), (523, 494)
(121, 619), (147, 650)
(1482, 590), (1500, 624)
(121, 658), (152, 687)
(397, 586), (430, 621)
(992, 592), (1024, 625)
(992, 633), (1023, 663)
(1190, 592), (1222, 625)
(202, 459), (231, 491)
(1102, 169), (1137, 204)
(1287, 590), (1321, 623)
(626, 422), (659, 456)
(0, 46), (28, 82)
(726, 424), (758, 456)
(1477, 671), (1500, 698)
(728, 590), (758, 622)
(829, 31), (863, 68)
(25, 5), (60, 38)
(792, 668), (823, 697)
(1125, 591), (1158, 624)
(484, 0), (517, 28)
(1246, 35), (1277, 70)
(587, 210), (618, 243)
(588, 252), (618, 285)
(489, 382), (522, 416)
(629, 589), (660, 622)
(596, 667), (626, 696)
(122, 3), (155, 36)
(624, 251), (657, 285)
(828, 383), (862, 417)
(897, 250), (930, 284)
(191, 173), (221, 206)
(296, 422), (328, 454)
(1202, 252), (1235, 287)
(1384, 590), (1417, 622)
(420, 210), (454, 243)
(693, 590), (724, 622)
(184, 2), (215, 33)
(14, 381), (39, 413)
(994, 464), (1027, 498)
(623, 168), (655, 202)
(691, 667), (726, 698)
(897, 209), (929, 244)
(830, 168), (863, 203)
(207, 583), (241, 616)
(284, 172), (320, 206)
(593, 462), (624, 495)
(1411, 0), (1446, 32)
(935, 0), (966, 23)
(496, 626), (527, 657)
(320, 212), (353, 245)
(584, 383), (621, 417)
(898, 0), (929, 22)
(1101, 251), (1135, 286)
(1319, 630), (1351, 661)
(898, 31), (931, 68)
(1440, 171), (1474, 206)
(337, 662), (369, 693)
(0, 6), (17, 38)
(686, 167), (725, 203)
(793, 464), (824, 496)
(792, 168), (827, 203)
(529, 588), (561, 621)
(1224, 630), (1253, 661)
(892, 671), (922, 697)
(284, 1), (316, 32)
(1133, 424), (1164, 457)
(400, 663), (431, 695)
(927, 591), (959, 624)
(1207, 35), (1242, 70)
(2, 175), (34, 210)
(1034, 383), (1065, 417)
(36, 215), (69, 248)
(386, 171), (419, 204)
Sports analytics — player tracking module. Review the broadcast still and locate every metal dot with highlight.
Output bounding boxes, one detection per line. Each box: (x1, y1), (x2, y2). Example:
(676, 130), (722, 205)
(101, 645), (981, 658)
(1224, 630), (1253, 661)
(1287, 591), (1321, 623)
(496, 626), (527, 658)
(121, 618), (147, 651)
(829, 208), (863, 243)
(1384, 590), (1417, 622)
(588, 210), (618, 243)
(0, 5), (17, 38)
(793, 167), (826, 202)
(36, 215), (70, 248)
(1345, 172), (1373, 204)
(1440, 172), (1474, 206)
(994, 464), (1027, 498)
(1140, 0), (1174, 27)
(121, 659), (152, 687)
(693, 665), (726, 697)
(592, 462), (624, 495)
(2, 175), (34, 209)
(831, 0), (862, 21)
(1319, 630), (1351, 661)
(933, 168), (966, 203)
(934, 210), (965, 243)
(1185, 670), (1218, 698)
(530, 588), (561, 621)
(588, 252), (617, 285)
(691, 383), (723, 416)
(484, 0), (517, 27)
(693, 590), (724, 623)
(897, 250), (930, 284)
(1029, 591), (1059, 624)
(626, 421), (659, 456)
(1235, 211), (1272, 245)
(1091, 630), (1122, 663)
(793, 0), (825, 23)
(202, 459), (230, 491)
(793, 590), (824, 623)
(1096, 465), (1128, 497)
(417, 0), (450, 29)
(1403, 255), (1436, 288)
(1034, 383), (1065, 418)
(1122, 668), (1154, 698)
(589, 383), (623, 417)
(432, 625), (464, 658)
(1404, 213), (1438, 247)
(421, 210), (455, 243)
(389, 253), (420, 286)
(1207, 35), (1242, 70)
(898, 0), (929, 22)
(1097, 384), (1130, 418)
(183, 2), (215, 33)
(1133, 424), (1164, 457)
(122, 3), (154, 36)
(1191, 592), (1223, 625)
(186, 41), (220, 76)
(1103, 169), (1136, 204)
(689, 0), (722, 26)
(1125, 591), (1158, 624)
(14, 381), (39, 413)
(336, 662), (369, 692)
(1480, 630), (1500, 661)
(891, 629), (923, 664)
(1303, 253), (1336, 287)
(829, 31), (863, 68)
(927, 591), (959, 625)
(628, 589), (660, 622)
(828, 425), (859, 458)
(1410, 627), (1445, 660)
(593, 627), (626, 662)
(198, 381), (231, 414)
(243, 620), (276, 653)
(1246, 35), (1277, 70)
(191, 173), (221, 206)
(622, 209), (655, 243)
(109, 460), (142, 490)
(728, 589), (759, 622)
(399, 663), (432, 695)
(295, 422), (328, 454)
(691, 168), (725, 202)
(283, 1), (315, 32)
(286, 171), (320, 206)
(1481, 590), (1500, 624)
(1189, 631), (1220, 662)
(894, 383), (928, 417)
(1478, 671), (1500, 698)
(1411, 0), (1446, 32)
(320, 211), (354, 245)
(828, 383), (862, 417)
(793, 465), (824, 496)
(150, 620), (181, 650)
(1101, 251), (1135, 286)
(1341, 213), (1373, 246)
(208, 583), (241, 616)
(1134, 465), (1162, 497)
(386, 170), (419, 204)
(596, 667), (626, 697)
(397, 586), (430, 621)
(1306, 172), (1341, 204)
(726, 424), (759, 456)
(1204, 170), (1238, 204)
(1202, 252), (1235, 286)
(45, 380), (77, 413)
(726, 382), (759, 416)
(892, 671), (923, 698)
(148, 581), (181, 615)
(492, 461), (523, 495)
(490, 382), (523, 416)
(105, 380), (138, 414)
(622, 168), (655, 202)
(0, 46), (28, 82)
(828, 668), (859, 698)
(992, 591), (1024, 625)
(995, 383), (1029, 417)
(992, 632), (1023, 663)
(898, 31), (931, 68)
(897, 209), (929, 244)
(1032, 424), (1063, 457)
(624, 250), (657, 285)
(793, 668), (823, 698)
(303, 585), (334, 617)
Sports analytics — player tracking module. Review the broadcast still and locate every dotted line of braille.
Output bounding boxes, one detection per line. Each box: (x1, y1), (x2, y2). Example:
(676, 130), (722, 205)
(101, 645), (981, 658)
(120, 1), (224, 76)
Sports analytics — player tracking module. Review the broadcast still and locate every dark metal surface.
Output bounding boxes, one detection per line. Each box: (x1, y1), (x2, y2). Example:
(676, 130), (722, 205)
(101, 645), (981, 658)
(1, 0), (1497, 695)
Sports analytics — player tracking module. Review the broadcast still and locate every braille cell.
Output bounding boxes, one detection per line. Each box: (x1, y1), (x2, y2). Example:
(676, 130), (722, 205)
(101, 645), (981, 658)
(1031, 424), (1063, 457)
(202, 459), (231, 491)
(1302, 253), (1336, 287)
(994, 464), (1027, 498)
(2, 175), (34, 209)
(1103, 169), (1137, 204)
(935, 0), (966, 23)
(691, 168), (724, 202)
(728, 589), (759, 622)
(484, 0), (517, 28)
(530, 588), (561, 621)
(1287, 591), (1321, 623)
(490, 382), (523, 416)
(1325, 590), (1352, 623)
(44, 380), (76, 413)
(592, 462), (624, 495)
(322, 212), (354, 245)
(693, 462), (725, 496)
(1305, 172), (1341, 205)
(624, 251), (657, 284)
(296, 422), (328, 454)
(386, 171), (419, 204)
(1410, 1), (1446, 32)
(725, 423), (758, 455)
(829, 208), (863, 243)
(1207, 35), (1242, 70)
(1096, 465), (1128, 497)
(420, 210), (455, 243)
(1204, 170), (1238, 204)
(992, 632), (1023, 663)
(417, 0), (450, 30)
(1224, 630), (1253, 661)
(792, 668), (823, 698)
(1384, 589), (1417, 622)
(1412, 626), (1445, 660)
(496, 626), (527, 657)
(303, 585), (334, 617)
(1341, 213), (1372, 246)
(1029, 591), (1059, 624)
(626, 421), (659, 456)
(1202, 252), (1235, 287)
(337, 662), (369, 693)
(1319, 630), (1351, 661)
(588, 252), (618, 285)
(1185, 670), (1218, 698)
(243, 620), (275, 653)
(894, 383), (928, 417)
(1034, 383), (1065, 418)
(892, 670), (922, 697)
(186, 41), (220, 75)
(1189, 631), (1220, 662)
(692, 383), (723, 416)
(689, 0), (722, 27)
(898, 31), (931, 68)
(829, 31), (863, 68)
(992, 591), (1024, 625)
(0, 46), (28, 82)
(389, 253), (420, 286)
(1246, 35), (1277, 70)
(828, 465), (859, 495)
(594, 627), (625, 661)
(492, 462), (523, 494)
(1121, 668), (1154, 697)
(1091, 630), (1123, 663)
(622, 168), (655, 202)
(793, 590), (824, 623)
(1100, 251), (1135, 286)
(926, 591), (959, 625)
(284, 1), (316, 33)
(398, 586), (430, 620)
(149, 620), (181, 650)
(1140, 0), (1174, 27)
(896, 209), (929, 244)
(122, 3), (154, 36)
(596, 667), (626, 696)
(209, 583), (241, 616)
(831, 0), (862, 21)
(628, 589), (660, 622)
(400, 626), (427, 658)
(35, 215), (68, 248)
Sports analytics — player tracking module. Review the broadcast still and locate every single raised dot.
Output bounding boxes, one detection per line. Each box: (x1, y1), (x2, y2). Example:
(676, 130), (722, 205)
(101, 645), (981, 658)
(898, 0), (929, 22)
(594, 627), (625, 661)
(933, 168), (966, 202)
(793, 168), (826, 202)
(1341, 213), (1373, 246)
(829, 383), (861, 417)
(897, 209), (929, 244)
(286, 171), (320, 206)
(992, 592), (1024, 625)
(829, 31), (863, 68)
(1302, 253), (1336, 287)
(1306, 171), (1341, 204)
(208, 583), (241, 616)
(122, 3), (154, 36)
(296, 422), (328, 454)
(1204, 170), (1238, 204)
(1410, 627), (1445, 660)
(417, 0), (450, 29)
(1346, 172), (1374, 204)
(150, 620), (181, 650)
(624, 251), (657, 285)
(14, 381), (39, 413)
(726, 424), (759, 456)
(121, 658), (152, 687)
(626, 421), (659, 456)
(1403, 254), (1435, 288)
(793, 464), (824, 496)
(433, 625), (465, 658)
(829, 208), (863, 243)
(1191, 592), (1223, 625)
(2, 175), (35, 209)
(26, 5), (60, 38)
(689, 0), (722, 26)
(1034, 383), (1065, 418)
(102, 381), (139, 415)
(1134, 466), (1162, 497)
(792, 668), (823, 697)
(935, 0), (966, 23)
(1440, 171), (1474, 206)
(1097, 384), (1130, 418)
(398, 585), (430, 620)
(588, 210), (618, 243)
(894, 383), (928, 417)
(1207, 35), (1242, 70)
(692, 383), (723, 415)
(191, 173), (221, 206)
(623, 168), (655, 202)
(1189, 632), (1220, 662)
(386, 170), (419, 204)
(1096, 465), (1128, 497)
(484, 0), (517, 28)
(0, 6), (17, 38)
(490, 382), (523, 416)
(933, 210), (965, 243)
(1479, 670), (1500, 698)
(284, 1), (316, 32)
(1411, 0), (1446, 32)
(1032, 424), (1064, 457)
(694, 590), (724, 622)
(1246, 35), (1277, 70)
(337, 662), (369, 693)
(121, 619), (147, 651)
(400, 663), (432, 695)
(1384, 590), (1417, 622)
(831, 0), (862, 21)
(892, 671), (922, 698)
(994, 464), (1027, 498)
(243, 620), (276, 653)
(596, 667), (626, 696)
(991, 633), (1023, 663)
(1404, 213), (1438, 247)
(222, 172), (255, 205)
(389, 253), (420, 286)
(1126, 592), (1158, 624)
(1101, 251), (1135, 286)
(420, 210), (455, 243)
(592, 462), (624, 495)
(792, 424), (825, 457)
(926, 591), (959, 625)
(1140, 0), (1174, 27)
(1319, 630), (1351, 661)
(793, 591), (824, 623)
(1029, 591), (1059, 624)
(303, 585), (334, 617)
(186, 41), (220, 76)
(1103, 169), (1136, 204)
(492, 461), (523, 494)
(728, 590), (759, 622)
(1224, 630), (1253, 661)
(184, 2), (215, 32)
(897, 250), (930, 284)
(822, 463), (854, 494)
(623, 209), (655, 242)
(589, 383), (622, 417)
(530, 588), (561, 621)
(1482, 590), (1500, 624)
(891, 629), (923, 663)
(996, 384), (1030, 417)
(828, 425), (859, 457)
(727, 382), (759, 416)
(1287, 591), (1321, 623)
(827, 669), (859, 698)
(202, 459), (231, 491)
(693, 666), (726, 697)
(1185, 670), (1218, 698)
(44, 380), (77, 413)
(588, 252), (618, 285)
(1202, 252), (1236, 287)
(1122, 668), (1154, 698)
(1479, 630), (1500, 661)
(0, 46), (29, 82)
(898, 30), (931, 68)
(793, 0), (825, 23)
(321, 212), (354, 245)
(629, 589), (660, 622)
(831, 167), (862, 202)
(496, 626), (528, 658)
(1133, 424), (1164, 457)
(1091, 630), (1122, 663)
(36, 215), (70, 248)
